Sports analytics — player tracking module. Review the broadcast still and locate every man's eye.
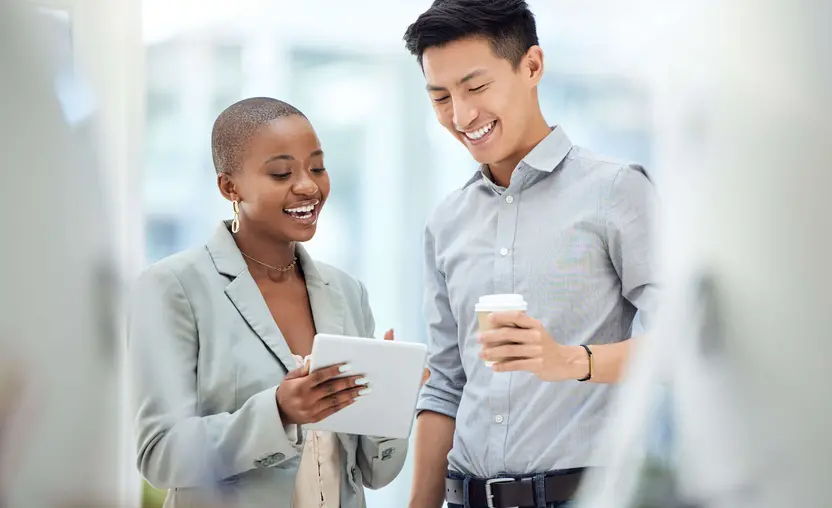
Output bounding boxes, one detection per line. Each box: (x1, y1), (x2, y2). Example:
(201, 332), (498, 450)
(470, 84), (487, 92)
(432, 95), (450, 104)
(311, 167), (327, 173)
(270, 173), (291, 180)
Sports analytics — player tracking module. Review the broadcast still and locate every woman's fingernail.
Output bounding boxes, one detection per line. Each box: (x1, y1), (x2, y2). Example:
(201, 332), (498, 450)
(355, 377), (369, 385)
(358, 388), (372, 396)
(339, 364), (352, 373)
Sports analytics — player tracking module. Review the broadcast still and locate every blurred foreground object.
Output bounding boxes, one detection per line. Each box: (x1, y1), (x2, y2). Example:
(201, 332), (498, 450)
(0, 0), (137, 506)
(577, 0), (832, 507)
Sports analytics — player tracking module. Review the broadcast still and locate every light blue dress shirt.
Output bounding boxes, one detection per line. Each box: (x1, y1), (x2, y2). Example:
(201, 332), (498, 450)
(417, 126), (660, 477)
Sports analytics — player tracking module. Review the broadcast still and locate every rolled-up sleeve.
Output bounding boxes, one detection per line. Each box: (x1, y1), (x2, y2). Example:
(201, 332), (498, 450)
(605, 164), (661, 332)
(128, 266), (302, 490)
(416, 222), (466, 419)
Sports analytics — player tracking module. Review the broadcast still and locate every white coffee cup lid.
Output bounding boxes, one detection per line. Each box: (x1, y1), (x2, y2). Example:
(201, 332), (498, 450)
(475, 294), (527, 312)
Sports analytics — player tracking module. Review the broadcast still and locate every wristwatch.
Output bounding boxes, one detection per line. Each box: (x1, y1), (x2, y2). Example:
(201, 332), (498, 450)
(577, 344), (593, 382)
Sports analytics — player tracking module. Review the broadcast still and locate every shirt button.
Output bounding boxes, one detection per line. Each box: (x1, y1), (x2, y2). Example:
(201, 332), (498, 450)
(499, 248), (508, 256)
(505, 195), (514, 204)
(495, 414), (504, 424)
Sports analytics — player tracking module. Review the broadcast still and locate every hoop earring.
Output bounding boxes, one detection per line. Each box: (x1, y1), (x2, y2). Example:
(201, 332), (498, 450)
(231, 200), (240, 233)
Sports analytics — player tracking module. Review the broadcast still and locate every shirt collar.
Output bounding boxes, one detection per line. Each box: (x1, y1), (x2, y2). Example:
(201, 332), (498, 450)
(463, 125), (573, 189)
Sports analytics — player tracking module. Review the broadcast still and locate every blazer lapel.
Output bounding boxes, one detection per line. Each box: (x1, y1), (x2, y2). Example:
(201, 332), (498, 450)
(296, 244), (345, 338)
(206, 222), (296, 372)
(225, 272), (297, 372)
(293, 245), (356, 459)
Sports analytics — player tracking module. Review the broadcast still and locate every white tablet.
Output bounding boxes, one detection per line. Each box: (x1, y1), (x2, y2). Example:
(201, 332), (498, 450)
(305, 333), (428, 439)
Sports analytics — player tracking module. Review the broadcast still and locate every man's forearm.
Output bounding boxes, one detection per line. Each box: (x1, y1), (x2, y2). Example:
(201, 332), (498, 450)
(564, 337), (641, 383)
(409, 410), (455, 508)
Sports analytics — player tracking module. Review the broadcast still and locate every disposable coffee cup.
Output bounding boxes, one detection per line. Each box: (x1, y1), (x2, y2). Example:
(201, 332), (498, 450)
(475, 294), (527, 367)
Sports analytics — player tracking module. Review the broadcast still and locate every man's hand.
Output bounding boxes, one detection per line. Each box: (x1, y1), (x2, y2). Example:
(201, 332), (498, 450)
(477, 311), (588, 382)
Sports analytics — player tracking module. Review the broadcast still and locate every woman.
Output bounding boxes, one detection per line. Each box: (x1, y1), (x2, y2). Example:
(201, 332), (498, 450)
(128, 97), (407, 508)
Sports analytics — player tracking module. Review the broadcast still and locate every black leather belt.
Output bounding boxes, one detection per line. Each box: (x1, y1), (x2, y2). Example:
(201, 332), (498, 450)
(445, 469), (585, 508)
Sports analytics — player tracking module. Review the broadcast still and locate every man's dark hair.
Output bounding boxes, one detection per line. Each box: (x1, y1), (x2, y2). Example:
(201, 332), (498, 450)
(402, 0), (539, 69)
(211, 97), (306, 175)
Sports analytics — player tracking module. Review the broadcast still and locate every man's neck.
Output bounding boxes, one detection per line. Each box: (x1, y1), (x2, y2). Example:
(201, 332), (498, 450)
(488, 115), (552, 188)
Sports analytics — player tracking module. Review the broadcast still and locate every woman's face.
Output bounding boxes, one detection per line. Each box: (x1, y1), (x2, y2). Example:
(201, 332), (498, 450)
(221, 115), (330, 243)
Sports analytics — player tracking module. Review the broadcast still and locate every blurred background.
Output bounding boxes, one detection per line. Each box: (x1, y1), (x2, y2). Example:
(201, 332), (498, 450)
(3, 0), (830, 507)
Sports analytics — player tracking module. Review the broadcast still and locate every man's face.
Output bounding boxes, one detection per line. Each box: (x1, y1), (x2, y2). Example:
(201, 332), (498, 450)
(422, 36), (540, 166)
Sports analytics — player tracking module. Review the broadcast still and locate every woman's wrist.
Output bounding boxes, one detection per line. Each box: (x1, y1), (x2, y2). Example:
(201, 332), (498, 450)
(275, 387), (295, 425)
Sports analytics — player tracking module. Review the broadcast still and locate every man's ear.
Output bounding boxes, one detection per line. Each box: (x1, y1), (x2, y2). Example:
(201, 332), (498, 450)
(217, 172), (239, 202)
(525, 45), (545, 87)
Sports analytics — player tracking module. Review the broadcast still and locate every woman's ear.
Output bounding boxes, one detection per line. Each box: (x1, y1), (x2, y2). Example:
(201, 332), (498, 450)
(217, 172), (238, 202)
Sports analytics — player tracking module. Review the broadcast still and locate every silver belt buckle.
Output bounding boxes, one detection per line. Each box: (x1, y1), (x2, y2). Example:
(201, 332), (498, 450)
(485, 477), (517, 508)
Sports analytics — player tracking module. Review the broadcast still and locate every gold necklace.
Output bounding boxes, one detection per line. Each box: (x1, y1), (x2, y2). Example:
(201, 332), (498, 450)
(240, 251), (298, 273)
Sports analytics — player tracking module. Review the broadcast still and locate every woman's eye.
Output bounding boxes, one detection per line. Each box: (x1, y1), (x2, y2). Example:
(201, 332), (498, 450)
(311, 167), (327, 173)
(270, 173), (291, 180)
(470, 84), (488, 92)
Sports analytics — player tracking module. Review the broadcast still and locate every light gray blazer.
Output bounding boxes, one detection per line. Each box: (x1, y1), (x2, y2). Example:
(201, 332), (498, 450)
(127, 222), (407, 508)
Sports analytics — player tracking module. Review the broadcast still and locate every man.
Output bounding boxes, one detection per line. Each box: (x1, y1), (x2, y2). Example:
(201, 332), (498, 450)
(402, 1), (660, 507)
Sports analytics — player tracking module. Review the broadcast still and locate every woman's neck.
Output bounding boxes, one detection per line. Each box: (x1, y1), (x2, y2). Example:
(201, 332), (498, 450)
(232, 228), (298, 279)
